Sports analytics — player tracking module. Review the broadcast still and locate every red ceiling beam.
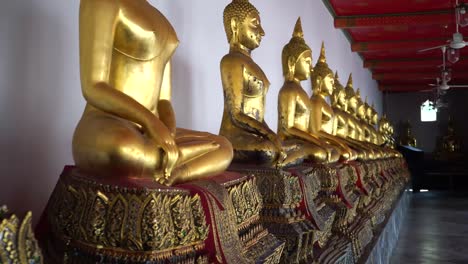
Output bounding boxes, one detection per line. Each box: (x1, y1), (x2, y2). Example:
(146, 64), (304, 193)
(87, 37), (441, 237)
(352, 39), (448, 52)
(335, 11), (452, 29)
(364, 57), (468, 69)
(373, 65), (468, 74)
(373, 72), (468, 81)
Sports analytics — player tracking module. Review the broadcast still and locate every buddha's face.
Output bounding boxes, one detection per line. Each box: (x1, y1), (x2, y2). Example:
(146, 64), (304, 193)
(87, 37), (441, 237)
(322, 74), (334, 95)
(238, 11), (264, 50)
(357, 103), (366, 119)
(348, 96), (358, 112)
(372, 113), (378, 124)
(366, 107), (372, 121)
(294, 51), (312, 81)
(337, 91), (347, 108)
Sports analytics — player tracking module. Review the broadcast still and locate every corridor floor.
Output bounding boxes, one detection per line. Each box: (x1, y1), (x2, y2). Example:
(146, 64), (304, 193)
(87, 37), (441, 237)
(390, 192), (468, 264)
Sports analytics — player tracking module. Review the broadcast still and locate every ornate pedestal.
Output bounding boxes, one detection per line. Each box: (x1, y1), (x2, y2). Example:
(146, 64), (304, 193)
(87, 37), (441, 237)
(209, 172), (285, 263)
(229, 165), (315, 264)
(307, 163), (372, 261)
(289, 165), (355, 264)
(39, 166), (283, 264)
(0, 208), (42, 264)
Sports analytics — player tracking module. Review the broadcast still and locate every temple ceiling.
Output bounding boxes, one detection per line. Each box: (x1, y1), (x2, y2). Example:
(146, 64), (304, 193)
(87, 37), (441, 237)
(324, 0), (468, 93)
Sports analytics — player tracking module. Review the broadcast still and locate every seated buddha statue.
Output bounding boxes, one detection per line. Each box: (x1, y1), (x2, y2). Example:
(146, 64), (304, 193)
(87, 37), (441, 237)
(220, 0), (311, 167)
(370, 104), (390, 158)
(399, 120), (417, 147)
(363, 98), (385, 158)
(277, 18), (335, 164)
(378, 115), (390, 146)
(343, 77), (376, 160)
(309, 43), (356, 161)
(72, 0), (233, 186)
(331, 72), (368, 160)
(378, 115), (401, 157)
(435, 118), (463, 158)
(360, 95), (386, 159)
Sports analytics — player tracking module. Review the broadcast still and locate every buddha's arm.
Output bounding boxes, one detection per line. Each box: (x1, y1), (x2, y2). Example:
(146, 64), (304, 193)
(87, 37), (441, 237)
(220, 57), (277, 141)
(308, 97), (323, 134)
(321, 103), (334, 122)
(157, 61), (176, 136)
(79, 0), (178, 175)
(279, 91), (326, 146)
(336, 114), (347, 133)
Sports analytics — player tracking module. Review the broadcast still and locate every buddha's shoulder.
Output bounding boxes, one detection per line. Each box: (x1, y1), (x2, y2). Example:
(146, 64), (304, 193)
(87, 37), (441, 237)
(221, 52), (257, 67)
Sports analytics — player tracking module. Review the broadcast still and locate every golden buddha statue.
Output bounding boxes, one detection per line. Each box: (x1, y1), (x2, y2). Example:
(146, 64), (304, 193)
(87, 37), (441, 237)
(377, 115), (389, 146)
(72, 0), (233, 186)
(309, 43), (356, 161)
(399, 120), (417, 147)
(435, 118), (463, 158)
(331, 72), (368, 160)
(363, 98), (385, 159)
(378, 115), (400, 158)
(356, 95), (370, 142)
(277, 18), (335, 164)
(219, 0), (310, 167)
(369, 104), (381, 145)
(343, 77), (376, 160)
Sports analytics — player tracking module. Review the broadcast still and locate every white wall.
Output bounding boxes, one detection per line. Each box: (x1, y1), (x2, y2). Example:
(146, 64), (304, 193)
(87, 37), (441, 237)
(0, 0), (380, 223)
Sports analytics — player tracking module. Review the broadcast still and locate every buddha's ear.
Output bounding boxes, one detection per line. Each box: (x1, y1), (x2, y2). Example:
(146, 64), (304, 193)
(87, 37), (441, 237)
(230, 17), (239, 44)
(314, 76), (323, 93)
(287, 56), (296, 80)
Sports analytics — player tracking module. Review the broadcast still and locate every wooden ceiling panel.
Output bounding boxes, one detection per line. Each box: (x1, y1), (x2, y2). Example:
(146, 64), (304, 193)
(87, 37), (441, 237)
(328, 0), (451, 16)
(324, 0), (468, 93)
(348, 24), (466, 42)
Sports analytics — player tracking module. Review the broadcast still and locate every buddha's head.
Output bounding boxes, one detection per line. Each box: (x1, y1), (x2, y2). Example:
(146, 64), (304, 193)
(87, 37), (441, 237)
(311, 42), (334, 96)
(356, 89), (367, 120)
(282, 18), (312, 82)
(378, 114), (388, 133)
(344, 74), (358, 114)
(365, 98), (373, 124)
(224, 0), (264, 52)
(371, 103), (379, 125)
(332, 71), (347, 110)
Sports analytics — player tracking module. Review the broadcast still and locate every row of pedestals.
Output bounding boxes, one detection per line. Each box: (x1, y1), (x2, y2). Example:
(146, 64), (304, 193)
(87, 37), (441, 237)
(31, 157), (410, 264)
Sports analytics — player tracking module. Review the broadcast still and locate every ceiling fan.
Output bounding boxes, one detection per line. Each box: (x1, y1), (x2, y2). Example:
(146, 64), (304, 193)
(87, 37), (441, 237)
(419, 0), (468, 53)
(426, 46), (468, 91)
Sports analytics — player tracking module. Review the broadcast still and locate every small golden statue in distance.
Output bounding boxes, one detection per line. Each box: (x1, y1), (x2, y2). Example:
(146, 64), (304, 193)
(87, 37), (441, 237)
(277, 18), (335, 164)
(220, 0), (294, 167)
(310, 43), (357, 161)
(73, 0), (233, 185)
(399, 120), (417, 147)
(331, 72), (367, 160)
(435, 118), (463, 159)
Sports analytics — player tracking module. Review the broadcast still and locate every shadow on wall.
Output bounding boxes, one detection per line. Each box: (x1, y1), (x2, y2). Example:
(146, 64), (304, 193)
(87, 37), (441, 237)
(0, 1), (69, 222)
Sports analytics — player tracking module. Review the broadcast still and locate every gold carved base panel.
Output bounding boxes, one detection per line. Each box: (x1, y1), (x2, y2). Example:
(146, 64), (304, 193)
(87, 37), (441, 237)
(229, 165), (315, 264)
(0, 208), (43, 264)
(41, 167), (210, 264)
(217, 173), (285, 263)
(40, 166), (285, 264)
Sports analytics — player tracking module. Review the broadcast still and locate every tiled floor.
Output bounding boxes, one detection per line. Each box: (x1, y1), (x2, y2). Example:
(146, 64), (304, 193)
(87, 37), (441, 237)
(390, 192), (468, 264)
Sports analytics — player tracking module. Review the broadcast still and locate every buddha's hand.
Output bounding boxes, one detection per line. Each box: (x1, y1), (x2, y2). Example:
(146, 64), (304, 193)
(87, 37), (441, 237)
(146, 120), (179, 181)
(271, 137), (287, 167)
